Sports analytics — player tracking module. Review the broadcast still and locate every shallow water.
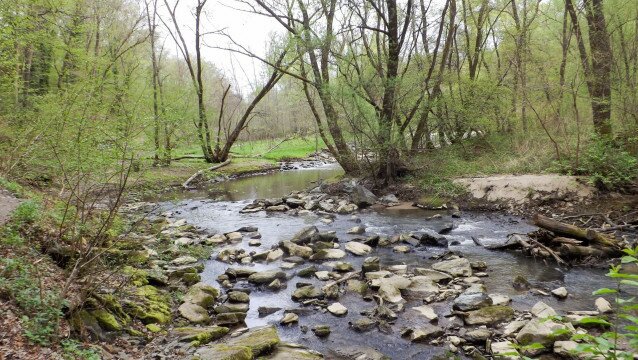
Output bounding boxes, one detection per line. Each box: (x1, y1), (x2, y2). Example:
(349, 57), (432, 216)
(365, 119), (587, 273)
(158, 166), (611, 358)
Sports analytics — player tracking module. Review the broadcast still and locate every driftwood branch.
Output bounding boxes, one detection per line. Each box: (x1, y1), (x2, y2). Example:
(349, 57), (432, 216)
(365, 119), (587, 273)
(182, 159), (231, 189)
(533, 214), (621, 250)
(321, 271), (360, 292)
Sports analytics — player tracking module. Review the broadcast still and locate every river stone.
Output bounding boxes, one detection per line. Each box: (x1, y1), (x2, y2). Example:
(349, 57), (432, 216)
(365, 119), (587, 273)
(595, 297), (613, 313)
(512, 275), (531, 290)
(362, 257), (380, 273)
(463, 306), (515, 326)
(267, 248), (284, 262)
(531, 301), (557, 318)
(269, 343), (323, 360)
(554, 340), (579, 357)
(267, 279), (282, 290)
(315, 271), (330, 281)
(290, 226), (319, 245)
(258, 306), (281, 317)
(332, 261), (354, 272)
(228, 291), (250, 303)
(297, 266), (317, 277)
(488, 293), (511, 306)
(225, 267), (257, 279)
(516, 318), (574, 346)
(195, 344), (252, 360)
(266, 205), (288, 211)
(178, 302), (210, 323)
(184, 283), (219, 306)
(432, 258), (472, 277)
(328, 346), (388, 360)
(280, 312), (299, 325)
(350, 184), (378, 207)
(216, 312), (247, 325)
(225, 232), (243, 241)
(214, 304), (249, 314)
(312, 324), (331, 337)
(347, 226), (366, 235)
(365, 270), (391, 280)
(551, 287), (568, 299)
(490, 341), (519, 360)
(453, 293), (492, 311)
(413, 268), (452, 283)
(327, 302), (348, 316)
(465, 328), (491, 343)
(285, 198), (306, 208)
(351, 317), (377, 332)
(281, 241), (313, 259)
(171, 256), (198, 266)
(503, 320), (528, 336)
(409, 325), (444, 342)
(345, 241), (372, 256)
(412, 229), (448, 247)
(237, 226), (258, 232)
(347, 279), (367, 294)
(388, 264), (407, 274)
(393, 245), (411, 253)
(378, 284), (404, 303)
(173, 326), (229, 344)
(292, 286), (323, 301)
(464, 283), (487, 295)
(248, 239), (261, 246)
(404, 276), (439, 298)
(412, 305), (438, 322)
(224, 325), (280, 357)
(248, 270), (286, 285)
(310, 248), (346, 260)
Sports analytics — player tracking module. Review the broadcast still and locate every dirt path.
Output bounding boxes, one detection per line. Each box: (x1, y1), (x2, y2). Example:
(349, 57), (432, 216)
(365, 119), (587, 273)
(0, 189), (21, 226)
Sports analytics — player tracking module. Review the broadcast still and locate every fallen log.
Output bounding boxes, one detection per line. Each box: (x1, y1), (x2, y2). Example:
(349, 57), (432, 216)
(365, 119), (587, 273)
(182, 159), (231, 189)
(559, 244), (616, 259)
(551, 237), (583, 246)
(533, 214), (621, 250)
(322, 271), (360, 293)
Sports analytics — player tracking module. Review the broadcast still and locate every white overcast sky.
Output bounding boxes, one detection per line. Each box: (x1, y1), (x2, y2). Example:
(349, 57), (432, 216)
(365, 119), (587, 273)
(162, 0), (282, 94)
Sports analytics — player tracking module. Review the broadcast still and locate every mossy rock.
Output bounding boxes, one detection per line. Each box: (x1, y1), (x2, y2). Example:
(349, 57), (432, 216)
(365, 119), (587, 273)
(123, 266), (150, 286)
(124, 285), (172, 324)
(127, 328), (144, 337)
(224, 325), (280, 357)
(463, 305), (515, 326)
(69, 310), (108, 341)
(182, 272), (201, 285)
(194, 344), (252, 360)
(93, 293), (130, 323)
(91, 309), (122, 331)
(173, 326), (229, 346)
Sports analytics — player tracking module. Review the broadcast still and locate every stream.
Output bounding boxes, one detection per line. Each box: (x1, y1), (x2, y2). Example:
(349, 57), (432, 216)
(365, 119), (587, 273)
(156, 165), (610, 358)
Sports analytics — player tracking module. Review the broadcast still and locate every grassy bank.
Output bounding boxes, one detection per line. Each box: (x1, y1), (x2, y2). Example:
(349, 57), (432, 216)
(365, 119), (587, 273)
(133, 136), (325, 192)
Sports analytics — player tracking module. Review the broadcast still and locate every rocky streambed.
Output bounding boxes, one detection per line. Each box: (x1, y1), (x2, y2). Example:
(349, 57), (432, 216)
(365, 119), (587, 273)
(81, 167), (629, 360)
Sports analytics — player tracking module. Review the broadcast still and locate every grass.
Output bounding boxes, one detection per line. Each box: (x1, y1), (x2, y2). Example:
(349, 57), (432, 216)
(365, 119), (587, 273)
(132, 136), (326, 191)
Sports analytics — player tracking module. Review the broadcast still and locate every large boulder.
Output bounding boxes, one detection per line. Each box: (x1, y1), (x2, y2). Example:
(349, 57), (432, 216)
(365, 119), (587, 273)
(183, 283), (219, 308)
(329, 346), (389, 360)
(407, 325), (445, 342)
(224, 325), (280, 357)
(516, 318), (574, 346)
(269, 343), (323, 360)
(248, 270), (286, 285)
(178, 302), (210, 324)
(490, 341), (519, 360)
(292, 286), (323, 301)
(173, 326), (229, 345)
(310, 248), (346, 260)
(431, 258), (472, 277)
(350, 184), (378, 207)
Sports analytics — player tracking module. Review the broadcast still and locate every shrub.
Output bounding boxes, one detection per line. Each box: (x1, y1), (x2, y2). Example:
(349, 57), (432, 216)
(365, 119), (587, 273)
(578, 138), (638, 190)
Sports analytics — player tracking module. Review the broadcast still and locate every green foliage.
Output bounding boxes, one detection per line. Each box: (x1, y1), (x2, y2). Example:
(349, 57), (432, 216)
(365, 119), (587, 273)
(0, 177), (24, 196)
(61, 339), (101, 360)
(553, 138), (638, 190)
(11, 200), (40, 224)
(571, 246), (638, 359)
(578, 139), (638, 190)
(0, 258), (65, 345)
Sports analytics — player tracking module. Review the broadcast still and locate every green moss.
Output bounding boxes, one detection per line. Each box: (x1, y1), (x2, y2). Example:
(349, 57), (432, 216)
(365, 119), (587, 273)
(145, 323), (162, 333)
(125, 285), (171, 324)
(123, 266), (149, 287)
(91, 309), (122, 331)
(126, 328), (144, 337)
(193, 344), (252, 360)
